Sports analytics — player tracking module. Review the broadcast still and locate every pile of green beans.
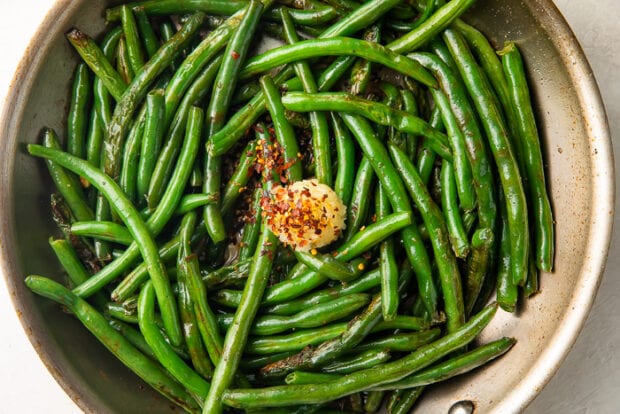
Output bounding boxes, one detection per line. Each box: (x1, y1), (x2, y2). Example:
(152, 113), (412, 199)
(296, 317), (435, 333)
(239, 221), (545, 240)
(26, 0), (554, 412)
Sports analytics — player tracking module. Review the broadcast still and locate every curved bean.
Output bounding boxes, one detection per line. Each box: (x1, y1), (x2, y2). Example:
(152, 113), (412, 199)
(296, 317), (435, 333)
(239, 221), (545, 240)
(24, 276), (200, 412)
(444, 28), (529, 286)
(341, 114), (436, 317)
(501, 42), (554, 272)
(29, 142), (182, 346)
(240, 37), (436, 88)
(223, 303), (498, 408)
(138, 281), (209, 398)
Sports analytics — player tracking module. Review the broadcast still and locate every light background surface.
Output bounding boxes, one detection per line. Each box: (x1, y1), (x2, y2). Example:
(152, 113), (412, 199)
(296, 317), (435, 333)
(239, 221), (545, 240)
(0, 1), (618, 413)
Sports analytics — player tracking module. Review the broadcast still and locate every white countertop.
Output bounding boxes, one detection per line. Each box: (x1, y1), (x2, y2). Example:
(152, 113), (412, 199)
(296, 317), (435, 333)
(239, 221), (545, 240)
(1, 1), (618, 413)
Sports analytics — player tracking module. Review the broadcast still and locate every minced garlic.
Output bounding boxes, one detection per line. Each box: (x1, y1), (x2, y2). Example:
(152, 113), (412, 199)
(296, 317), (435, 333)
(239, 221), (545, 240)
(262, 179), (346, 252)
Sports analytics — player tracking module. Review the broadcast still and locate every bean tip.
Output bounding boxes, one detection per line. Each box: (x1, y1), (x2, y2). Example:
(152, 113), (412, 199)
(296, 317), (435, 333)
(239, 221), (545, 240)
(65, 28), (86, 43)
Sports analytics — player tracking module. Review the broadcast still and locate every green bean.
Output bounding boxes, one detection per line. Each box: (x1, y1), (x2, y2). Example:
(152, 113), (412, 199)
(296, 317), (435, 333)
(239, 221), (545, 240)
(201, 259), (249, 289)
(282, 92), (452, 162)
(48, 238), (91, 287)
(67, 63), (91, 159)
(48, 238), (107, 309)
(134, 8), (160, 59)
(389, 143), (465, 332)
(344, 156), (375, 241)
(426, 39), (499, 310)
(208, 23), (363, 158)
(391, 388), (424, 414)
(105, 301), (138, 324)
(267, 4), (339, 27)
(105, 12), (204, 181)
(317, 56), (356, 92)
(107, 318), (156, 360)
(240, 352), (296, 371)
(501, 42), (554, 273)
(261, 210), (410, 306)
(376, 185), (398, 322)
(220, 140), (257, 214)
(119, 114), (145, 204)
(117, 33), (135, 83)
(219, 294), (369, 336)
(223, 303), (498, 408)
(323, 349), (391, 374)
(177, 213), (223, 373)
(93, 193), (112, 261)
(93, 27), (123, 131)
(440, 160), (470, 258)
(330, 113), (356, 208)
(294, 251), (358, 282)
(261, 271), (413, 378)
(341, 114), (436, 317)
(205, 83), (272, 158)
(137, 281), (209, 399)
(164, 3), (269, 125)
(378, 81), (403, 143)
(82, 105), (203, 290)
(204, 1), (265, 245)
(263, 269), (381, 315)
(260, 75), (303, 182)
(365, 391), (385, 413)
(119, 5), (146, 74)
(66, 29), (127, 102)
(157, 21), (181, 71)
(349, 24), (380, 95)
(173, 193), (218, 216)
(281, 7), (332, 186)
(107, 1), (335, 27)
(29, 143), (183, 346)
(372, 337), (516, 390)
(137, 89), (165, 203)
(319, 0), (400, 38)
(209, 290), (243, 309)
(112, 223), (207, 303)
(24, 276), (200, 412)
(399, 88), (419, 157)
(386, 0), (476, 54)
(238, 188), (263, 261)
(464, 227), (494, 315)
(202, 225), (278, 413)
(42, 129), (94, 222)
(429, 86), (475, 211)
(107, 0), (245, 20)
(247, 405), (331, 414)
(373, 315), (431, 332)
(147, 54), (222, 209)
(387, 389), (405, 413)
(85, 106), (104, 172)
(285, 371), (341, 385)
(247, 323), (348, 355)
(240, 37), (436, 88)
(70, 221), (133, 245)
(444, 28), (529, 287)
(429, 36), (460, 76)
(355, 329), (441, 353)
(417, 106), (441, 186)
(189, 164), (204, 189)
(391, 0), (434, 33)
(496, 189), (518, 312)
(74, 105), (203, 300)
(455, 20), (519, 142)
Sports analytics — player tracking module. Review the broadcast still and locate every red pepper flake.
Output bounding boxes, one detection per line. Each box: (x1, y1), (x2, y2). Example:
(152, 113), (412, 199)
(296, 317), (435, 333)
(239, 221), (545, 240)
(231, 50), (240, 60)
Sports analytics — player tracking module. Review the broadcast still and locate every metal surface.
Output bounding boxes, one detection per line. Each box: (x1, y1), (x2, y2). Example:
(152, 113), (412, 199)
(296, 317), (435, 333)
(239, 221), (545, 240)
(0, 1), (613, 413)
